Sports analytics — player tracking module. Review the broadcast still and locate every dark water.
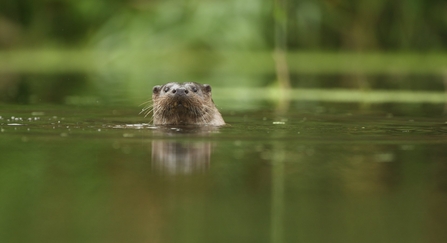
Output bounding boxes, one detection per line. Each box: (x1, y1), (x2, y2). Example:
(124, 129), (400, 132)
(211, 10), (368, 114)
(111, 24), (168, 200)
(1, 102), (447, 243)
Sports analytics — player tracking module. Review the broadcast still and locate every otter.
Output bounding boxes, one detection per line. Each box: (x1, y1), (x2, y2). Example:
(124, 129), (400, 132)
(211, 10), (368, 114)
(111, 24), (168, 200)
(145, 82), (225, 126)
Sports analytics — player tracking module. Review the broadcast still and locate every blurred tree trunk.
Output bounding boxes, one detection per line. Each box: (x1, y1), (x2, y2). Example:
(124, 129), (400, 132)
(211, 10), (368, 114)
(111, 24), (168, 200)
(273, 0), (291, 90)
(273, 0), (291, 113)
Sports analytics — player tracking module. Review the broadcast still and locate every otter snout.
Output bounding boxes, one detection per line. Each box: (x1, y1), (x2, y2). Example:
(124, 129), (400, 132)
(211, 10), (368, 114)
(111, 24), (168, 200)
(172, 88), (189, 96)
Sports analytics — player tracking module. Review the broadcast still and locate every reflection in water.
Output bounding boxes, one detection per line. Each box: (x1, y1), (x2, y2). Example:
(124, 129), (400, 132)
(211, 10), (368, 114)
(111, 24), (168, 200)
(152, 140), (211, 174)
(151, 126), (219, 174)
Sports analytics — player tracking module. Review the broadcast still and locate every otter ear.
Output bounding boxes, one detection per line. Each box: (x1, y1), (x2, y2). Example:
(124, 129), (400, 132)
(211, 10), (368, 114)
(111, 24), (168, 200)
(153, 85), (161, 95)
(203, 84), (212, 93)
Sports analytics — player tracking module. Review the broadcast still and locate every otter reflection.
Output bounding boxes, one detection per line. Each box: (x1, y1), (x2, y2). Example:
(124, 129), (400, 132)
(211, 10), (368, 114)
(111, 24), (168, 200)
(151, 126), (218, 174)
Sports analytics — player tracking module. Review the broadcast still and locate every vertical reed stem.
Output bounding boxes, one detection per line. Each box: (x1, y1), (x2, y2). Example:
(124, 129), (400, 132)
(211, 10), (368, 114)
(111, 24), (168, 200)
(273, 0), (291, 91)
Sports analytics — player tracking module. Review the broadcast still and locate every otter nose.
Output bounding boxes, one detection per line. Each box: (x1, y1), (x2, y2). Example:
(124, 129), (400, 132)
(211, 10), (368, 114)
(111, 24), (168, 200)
(172, 88), (189, 95)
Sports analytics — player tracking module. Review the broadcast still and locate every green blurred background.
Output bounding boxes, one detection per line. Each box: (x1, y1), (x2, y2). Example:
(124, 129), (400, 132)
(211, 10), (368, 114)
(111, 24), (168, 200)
(1, 2), (447, 243)
(0, 0), (447, 105)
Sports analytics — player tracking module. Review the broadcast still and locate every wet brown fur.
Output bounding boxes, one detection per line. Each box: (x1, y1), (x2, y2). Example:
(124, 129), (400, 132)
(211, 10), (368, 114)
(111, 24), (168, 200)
(142, 82), (225, 126)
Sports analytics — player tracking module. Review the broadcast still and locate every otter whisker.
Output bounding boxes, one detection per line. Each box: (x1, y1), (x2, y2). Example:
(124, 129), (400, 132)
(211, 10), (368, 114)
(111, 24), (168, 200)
(139, 104), (153, 115)
(144, 107), (154, 118)
(139, 100), (152, 106)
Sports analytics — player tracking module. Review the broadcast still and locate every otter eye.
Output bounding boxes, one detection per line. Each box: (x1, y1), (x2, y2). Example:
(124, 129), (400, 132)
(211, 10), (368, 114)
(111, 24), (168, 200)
(164, 87), (170, 92)
(192, 87), (198, 92)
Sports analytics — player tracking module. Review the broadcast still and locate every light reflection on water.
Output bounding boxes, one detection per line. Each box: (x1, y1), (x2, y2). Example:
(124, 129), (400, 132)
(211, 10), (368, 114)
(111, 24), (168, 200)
(0, 103), (447, 243)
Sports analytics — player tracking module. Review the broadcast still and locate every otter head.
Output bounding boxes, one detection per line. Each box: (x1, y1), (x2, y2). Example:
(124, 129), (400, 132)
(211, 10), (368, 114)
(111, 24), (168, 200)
(151, 82), (225, 126)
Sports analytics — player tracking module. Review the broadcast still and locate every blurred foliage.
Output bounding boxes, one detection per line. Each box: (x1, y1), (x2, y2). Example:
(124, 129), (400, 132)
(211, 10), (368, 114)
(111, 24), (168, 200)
(0, 0), (125, 47)
(1, 0), (447, 50)
(1, 0), (447, 104)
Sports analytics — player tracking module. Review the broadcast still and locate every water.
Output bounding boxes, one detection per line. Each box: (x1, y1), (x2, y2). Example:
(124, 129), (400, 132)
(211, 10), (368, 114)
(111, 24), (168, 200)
(1, 102), (447, 243)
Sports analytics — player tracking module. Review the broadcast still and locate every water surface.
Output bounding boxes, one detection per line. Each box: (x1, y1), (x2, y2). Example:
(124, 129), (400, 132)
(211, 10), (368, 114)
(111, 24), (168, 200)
(1, 102), (446, 243)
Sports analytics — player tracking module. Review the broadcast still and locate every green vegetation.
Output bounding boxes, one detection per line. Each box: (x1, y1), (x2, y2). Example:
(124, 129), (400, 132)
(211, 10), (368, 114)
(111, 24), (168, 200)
(0, 0), (447, 103)
(2, 0), (447, 51)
